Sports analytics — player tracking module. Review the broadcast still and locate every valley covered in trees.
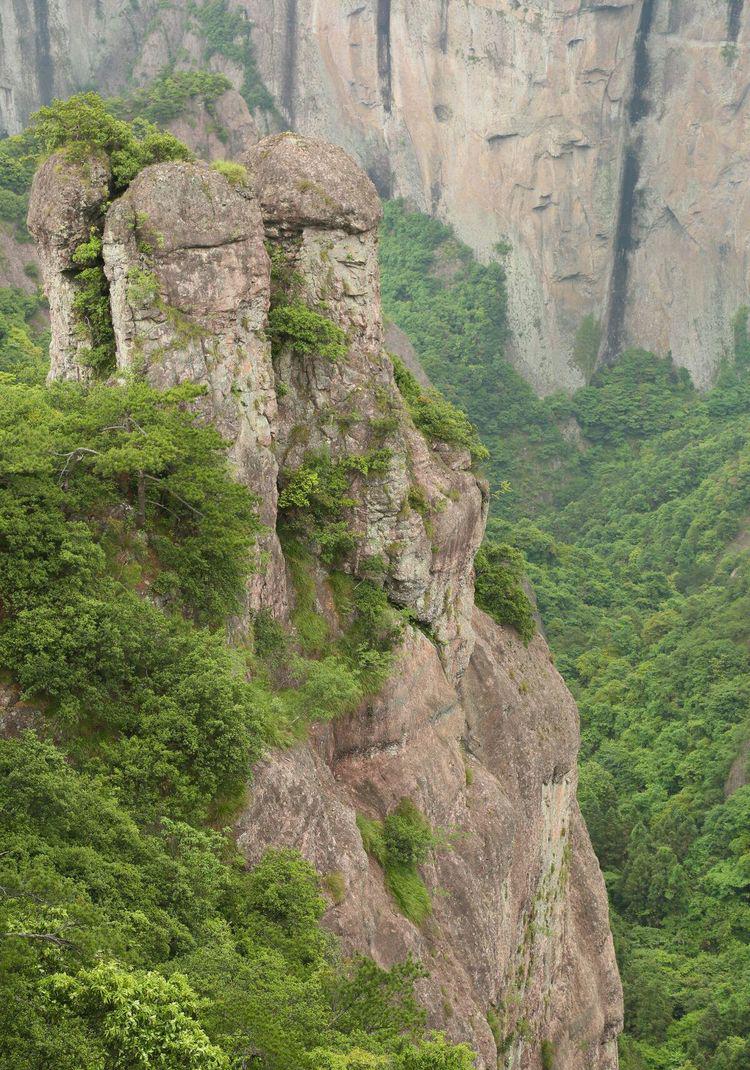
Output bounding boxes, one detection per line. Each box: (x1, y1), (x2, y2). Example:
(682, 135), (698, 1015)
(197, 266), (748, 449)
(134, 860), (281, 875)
(381, 203), (750, 1070)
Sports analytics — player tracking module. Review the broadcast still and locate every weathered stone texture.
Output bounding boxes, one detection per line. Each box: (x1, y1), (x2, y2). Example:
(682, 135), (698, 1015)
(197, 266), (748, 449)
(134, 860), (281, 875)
(27, 152), (111, 382)
(236, 612), (623, 1069)
(28, 129), (622, 1068)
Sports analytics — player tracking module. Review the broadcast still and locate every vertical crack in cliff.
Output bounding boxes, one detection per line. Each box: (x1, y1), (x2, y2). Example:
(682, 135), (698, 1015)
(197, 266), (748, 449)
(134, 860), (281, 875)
(33, 0), (54, 106)
(728, 0), (745, 41)
(439, 0), (450, 53)
(601, 0), (656, 364)
(282, 0), (299, 126)
(628, 0), (655, 125)
(377, 0), (393, 113)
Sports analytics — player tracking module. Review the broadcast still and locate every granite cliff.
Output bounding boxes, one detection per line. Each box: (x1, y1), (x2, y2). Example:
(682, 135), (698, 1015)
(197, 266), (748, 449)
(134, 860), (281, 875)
(26, 131), (623, 1068)
(4, 1), (750, 391)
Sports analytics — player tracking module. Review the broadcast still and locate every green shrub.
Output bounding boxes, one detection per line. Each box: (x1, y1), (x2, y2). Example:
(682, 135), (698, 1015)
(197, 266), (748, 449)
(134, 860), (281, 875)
(211, 159), (248, 186)
(474, 542), (535, 643)
(28, 92), (192, 192)
(269, 301), (348, 362)
(391, 354), (487, 462)
(278, 449), (390, 565)
(384, 866), (433, 926)
(383, 799), (439, 867)
(357, 801), (441, 925)
(322, 871), (347, 904)
(71, 263), (116, 374)
(1, 730), (469, 1068)
(541, 1040), (556, 1070)
(113, 69), (232, 125)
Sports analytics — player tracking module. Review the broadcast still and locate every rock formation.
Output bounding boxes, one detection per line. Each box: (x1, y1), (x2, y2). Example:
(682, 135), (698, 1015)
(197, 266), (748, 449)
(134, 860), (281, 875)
(6, 1), (749, 392)
(27, 152), (111, 381)
(28, 131), (623, 1068)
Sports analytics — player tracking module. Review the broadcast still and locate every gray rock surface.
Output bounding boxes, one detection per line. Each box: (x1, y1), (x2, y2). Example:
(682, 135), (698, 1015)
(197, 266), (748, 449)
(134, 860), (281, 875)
(27, 151), (111, 382)
(246, 132), (487, 678)
(8, 1), (750, 391)
(102, 161), (288, 618)
(236, 612), (623, 1069)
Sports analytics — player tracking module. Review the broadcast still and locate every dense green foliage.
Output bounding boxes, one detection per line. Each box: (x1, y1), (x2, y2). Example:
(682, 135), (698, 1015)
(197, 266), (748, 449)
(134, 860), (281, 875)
(0, 285), (47, 382)
(391, 355), (487, 462)
(29, 92), (192, 193)
(474, 542), (535, 644)
(0, 302), (473, 1069)
(379, 203), (750, 1068)
(380, 200), (568, 517)
(191, 0), (278, 114)
(269, 301), (349, 362)
(357, 801), (443, 925)
(112, 69), (232, 126)
(1, 733), (472, 1069)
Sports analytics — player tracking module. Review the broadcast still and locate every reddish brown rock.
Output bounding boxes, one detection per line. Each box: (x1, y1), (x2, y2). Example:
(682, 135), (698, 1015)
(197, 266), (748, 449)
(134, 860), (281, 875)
(236, 611), (623, 1069)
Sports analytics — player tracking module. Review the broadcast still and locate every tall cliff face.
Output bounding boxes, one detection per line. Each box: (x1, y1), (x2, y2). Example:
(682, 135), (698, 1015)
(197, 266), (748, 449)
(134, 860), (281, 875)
(603, 0), (750, 387)
(5, 2), (749, 390)
(244, 0), (750, 388)
(27, 133), (622, 1068)
(244, 0), (641, 393)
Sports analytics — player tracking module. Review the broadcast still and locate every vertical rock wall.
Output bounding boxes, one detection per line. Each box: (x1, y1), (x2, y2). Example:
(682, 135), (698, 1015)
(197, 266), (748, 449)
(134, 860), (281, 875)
(244, 0), (642, 394)
(605, 0), (750, 386)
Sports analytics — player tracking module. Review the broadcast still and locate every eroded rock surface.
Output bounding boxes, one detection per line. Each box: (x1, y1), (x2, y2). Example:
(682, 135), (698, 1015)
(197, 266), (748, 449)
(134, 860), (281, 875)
(8, 1), (750, 390)
(236, 611), (623, 1069)
(27, 152), (111, 382)
(102, 161), (287, 616)
(246, 132), (487, 676)
(29, 130), (622, 1067)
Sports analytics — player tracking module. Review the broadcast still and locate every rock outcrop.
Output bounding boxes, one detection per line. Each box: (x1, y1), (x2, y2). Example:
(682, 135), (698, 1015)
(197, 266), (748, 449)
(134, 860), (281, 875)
(28, 131), (623, 1067)
(27, 152), (111, 382)
(237, 613), (622, 1069)
(6, 2), (750, 390)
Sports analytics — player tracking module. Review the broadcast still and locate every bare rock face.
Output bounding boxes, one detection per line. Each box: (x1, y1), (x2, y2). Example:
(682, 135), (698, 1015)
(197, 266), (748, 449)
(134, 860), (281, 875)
(10, 1), (750, 391)
(604, 0), (750, 386)
(245, 132), (487, 677)
(236, 611), (623, 1069)
(27, 151), (111, 382)
(243, 0), (644, 394)
(102, 161), (287, 618)
(245, 132), (383, 233)
(242, 0), (750, 388)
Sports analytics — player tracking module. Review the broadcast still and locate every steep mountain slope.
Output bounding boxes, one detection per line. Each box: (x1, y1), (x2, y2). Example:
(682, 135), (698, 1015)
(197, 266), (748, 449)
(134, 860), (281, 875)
(3, 1), (749, 393)
(378, 201), (750, 1070)
(0, 106), (622, 1069)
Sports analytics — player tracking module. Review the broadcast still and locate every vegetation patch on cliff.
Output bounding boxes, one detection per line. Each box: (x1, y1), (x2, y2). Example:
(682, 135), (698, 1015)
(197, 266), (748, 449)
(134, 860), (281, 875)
(357, 800), (444, 925)
(391, 353), (487, 463)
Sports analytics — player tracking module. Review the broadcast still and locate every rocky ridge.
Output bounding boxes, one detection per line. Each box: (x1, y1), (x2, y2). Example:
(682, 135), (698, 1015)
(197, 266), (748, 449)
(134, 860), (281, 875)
(27, 130), (623, 1068)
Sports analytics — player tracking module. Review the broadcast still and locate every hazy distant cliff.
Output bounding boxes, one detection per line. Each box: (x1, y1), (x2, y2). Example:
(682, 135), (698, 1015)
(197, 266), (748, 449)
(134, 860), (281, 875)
(3, 1), (749, 388)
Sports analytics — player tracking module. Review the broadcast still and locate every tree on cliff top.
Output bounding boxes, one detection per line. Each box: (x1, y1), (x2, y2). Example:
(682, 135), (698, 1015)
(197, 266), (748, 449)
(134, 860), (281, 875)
(26, 92), (193, 191)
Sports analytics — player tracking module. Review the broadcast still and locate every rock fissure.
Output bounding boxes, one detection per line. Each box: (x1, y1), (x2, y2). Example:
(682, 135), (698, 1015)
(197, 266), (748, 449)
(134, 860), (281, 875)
(728, 0), (745, 41)
(601, 0), (656, 365)
(376, 0), (393, 114)
(282, 0), (299, 126)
